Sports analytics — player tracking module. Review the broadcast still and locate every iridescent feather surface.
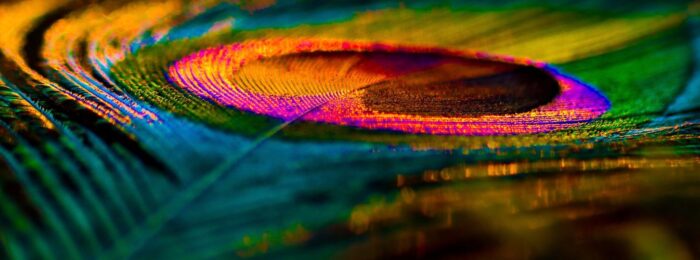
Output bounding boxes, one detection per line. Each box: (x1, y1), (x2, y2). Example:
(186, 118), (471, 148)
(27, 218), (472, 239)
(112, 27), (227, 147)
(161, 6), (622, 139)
(0, 0), (699, 259)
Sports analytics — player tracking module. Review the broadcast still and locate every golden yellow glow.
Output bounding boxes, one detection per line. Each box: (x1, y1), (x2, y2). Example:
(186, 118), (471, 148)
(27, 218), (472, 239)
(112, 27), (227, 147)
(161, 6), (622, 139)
(238, 8), (685, 63)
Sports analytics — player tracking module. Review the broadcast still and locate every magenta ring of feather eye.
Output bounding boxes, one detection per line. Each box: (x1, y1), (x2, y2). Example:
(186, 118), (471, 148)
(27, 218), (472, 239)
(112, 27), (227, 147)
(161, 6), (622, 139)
(167, 38), (610, 135)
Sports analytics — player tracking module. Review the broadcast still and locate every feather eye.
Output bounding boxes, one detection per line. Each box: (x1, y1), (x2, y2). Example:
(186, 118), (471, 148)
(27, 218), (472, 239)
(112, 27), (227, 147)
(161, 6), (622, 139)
(167, 39), (610, 136)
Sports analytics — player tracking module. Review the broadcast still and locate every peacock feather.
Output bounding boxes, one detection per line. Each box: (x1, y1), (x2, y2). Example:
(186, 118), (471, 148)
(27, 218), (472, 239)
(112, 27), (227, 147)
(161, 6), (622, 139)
(0, 0), (699, 259)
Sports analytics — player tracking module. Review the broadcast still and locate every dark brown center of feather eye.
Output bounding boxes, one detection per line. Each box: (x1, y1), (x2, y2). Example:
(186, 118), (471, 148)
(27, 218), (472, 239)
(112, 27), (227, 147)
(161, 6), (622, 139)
(362, 65), (561, 117)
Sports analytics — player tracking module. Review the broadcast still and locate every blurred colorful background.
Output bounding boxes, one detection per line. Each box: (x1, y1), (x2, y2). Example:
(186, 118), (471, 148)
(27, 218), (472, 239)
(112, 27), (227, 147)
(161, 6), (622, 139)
(1, 0), (699, 259)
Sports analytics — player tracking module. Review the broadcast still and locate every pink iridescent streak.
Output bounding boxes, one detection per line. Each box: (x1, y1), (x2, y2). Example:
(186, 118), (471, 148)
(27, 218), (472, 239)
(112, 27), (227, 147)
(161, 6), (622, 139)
(168, 39), (610, 135)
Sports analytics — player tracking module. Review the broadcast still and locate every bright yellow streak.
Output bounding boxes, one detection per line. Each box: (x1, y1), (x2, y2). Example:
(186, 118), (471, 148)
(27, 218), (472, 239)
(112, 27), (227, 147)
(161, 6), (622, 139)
(0, 0), (68, 129)
(239, 8), (686, 63)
